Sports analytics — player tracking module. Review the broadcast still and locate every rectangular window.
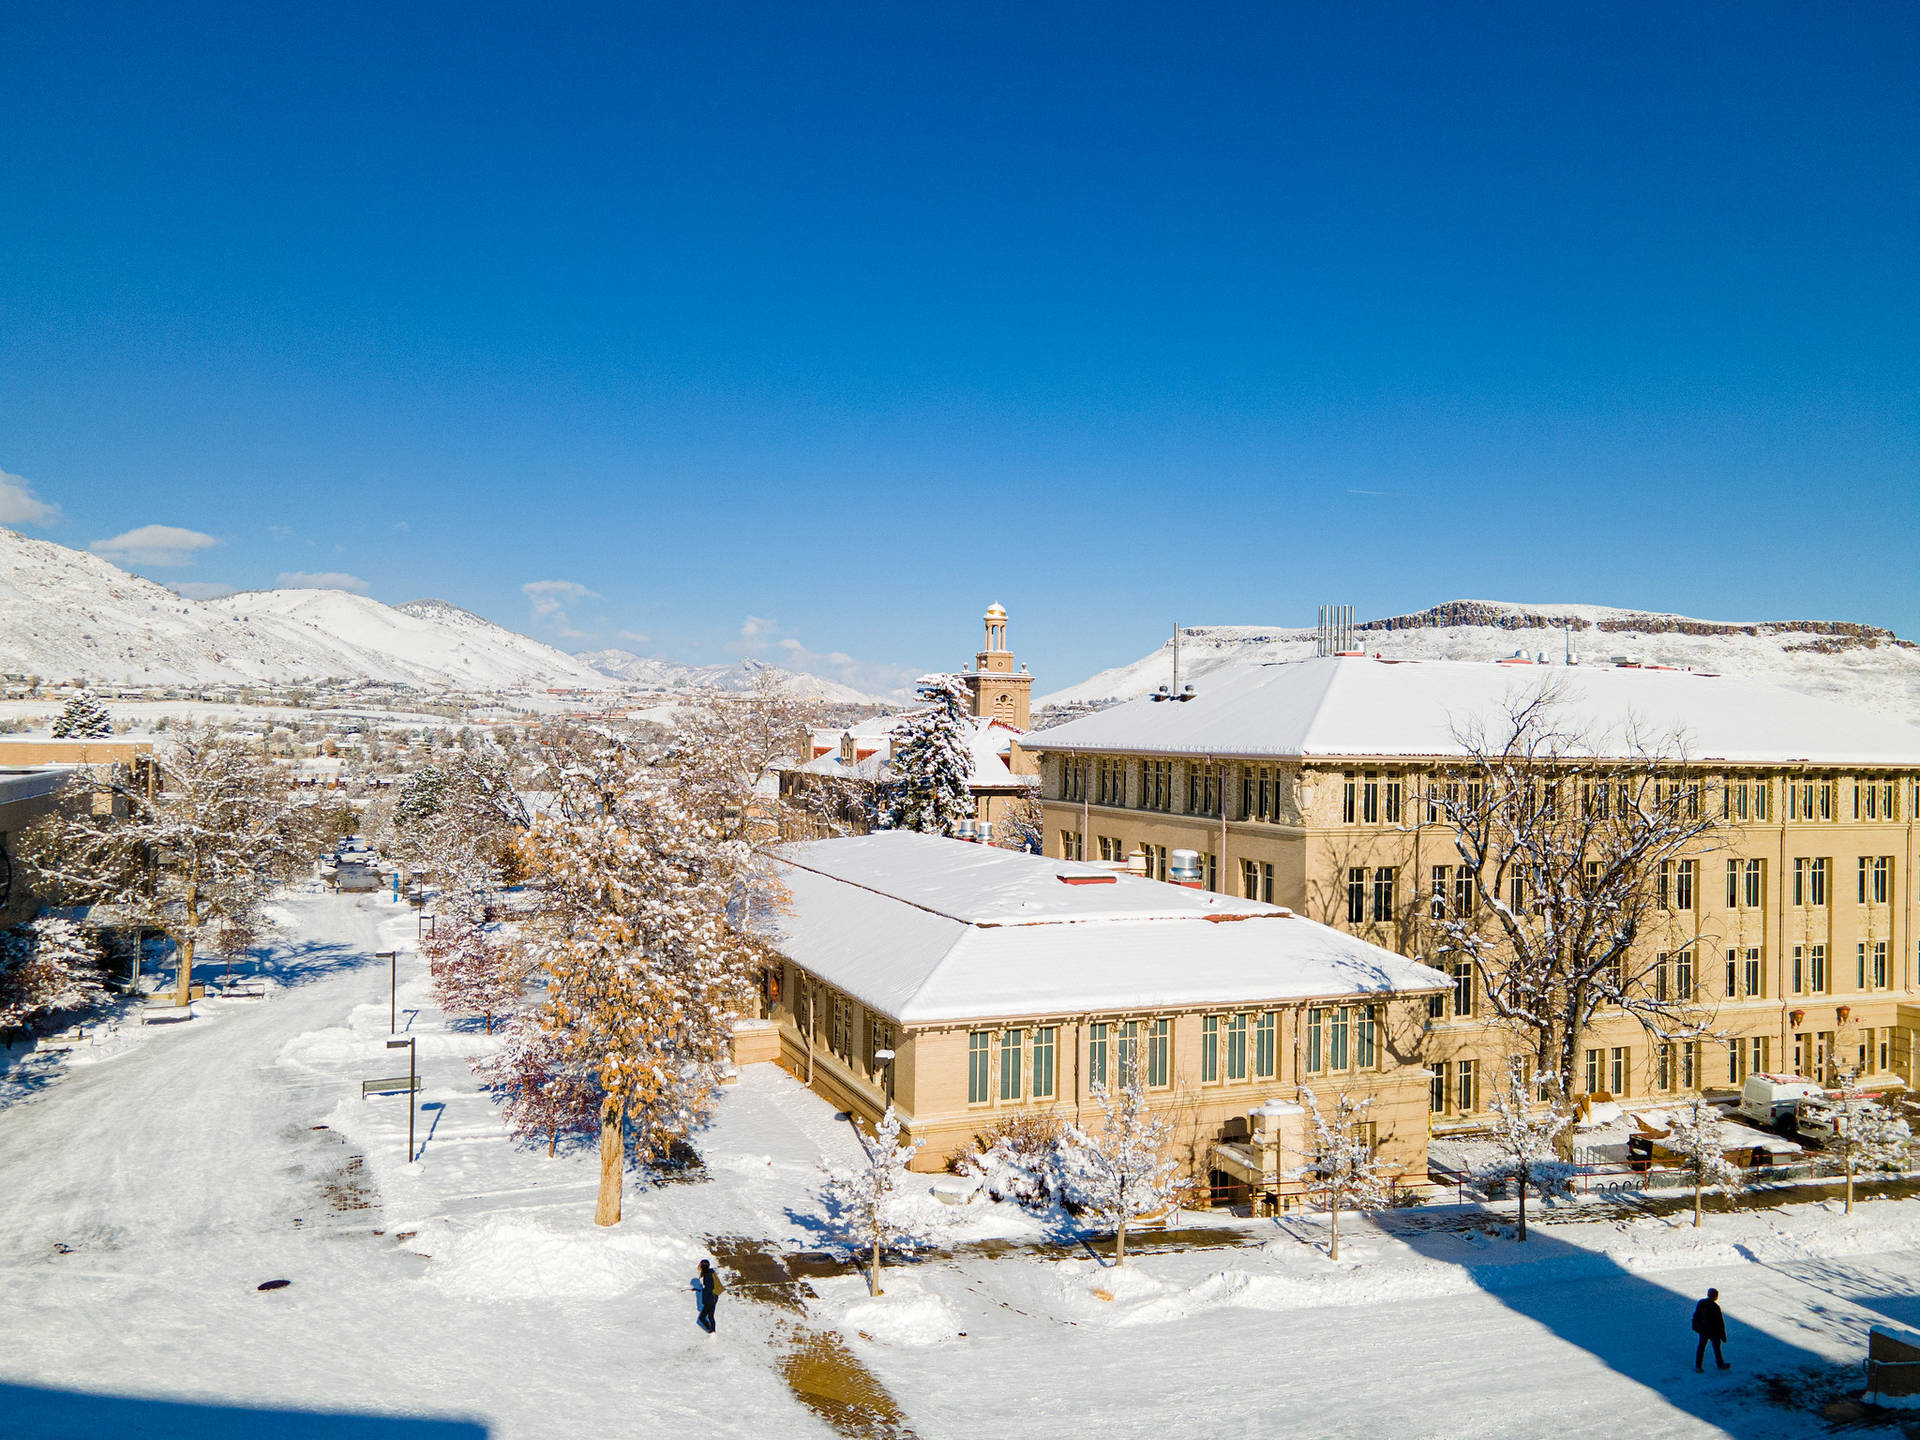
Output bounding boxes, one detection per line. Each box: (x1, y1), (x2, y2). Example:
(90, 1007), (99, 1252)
(1226, 1013), (1248, 1080)
(1676, 948), (1693, 1000)
(1088, 1022), (1108, 1090)
(1453, 961), (1474, 1018)
(1060, 830), (1084, 861)
(1147, 1018), (1169, 1088)
(1793, 857), (1805, 905)
(1361, 772), (1379, 824)
(1372, 867), (1396, 922)
(1431, 1063), (1448, 1113)
(1383, 779), (1402, 824)
(1453, 867), (1474, 915)
(998, 1029), (1023, 1101)
(1032, 1027), (1056, 1098)
(1115, 1021), (1141, 1087)
(1585, 1048), (1602, 1094)
(1656, 950), (1670, 1001)
(1728, 1039), (1741, 1085)
(1509, 872), (1524, 911)
(967, 1032), (991, 1104)
(1676, 859), (1694, 911)
(1242, 858), (1260, 900)
(1254, 1011), (1276, 1078)
(1725, 947), (1738, 998)
(1329, 1006), (1350, 1070)
(1356, 1006), (1377, 1069)
(1859, 942), (1868, 990)
(1727, 858), (1739, 908)
(1610, 1047), (1628, 1096)
(1860, 856), (1870, 905)
(1658, 1042), (1672, 1090)
(1811, 857), (1828, 907)
(1873, 856), (1891, 905)
(1793, 946), (1804, 994)
(1745, 948), (1762, 998)
(1346, 867), (1367, 924)
(1306, 1008), (1324, 1073)
(1342, 772), (1356, 824)
(1430, 865), (1450, 918)
(1755, 781), (1770, 821)
(1810, 944), (1827, 993)
(1874, 940), (1888, 989)
(1262, 862), (1274, 904)
(1457, 1059), (1476, 1112)
(1201, 1014), (1220, 1083)
(1746, 859), (1763, 909)
(1683, 1042), (1698, 1090)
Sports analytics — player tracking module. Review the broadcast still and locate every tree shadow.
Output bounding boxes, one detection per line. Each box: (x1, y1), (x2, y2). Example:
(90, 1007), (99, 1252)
(0, 1381), (487, 1440)
(1391, 1212), (1891, 1437)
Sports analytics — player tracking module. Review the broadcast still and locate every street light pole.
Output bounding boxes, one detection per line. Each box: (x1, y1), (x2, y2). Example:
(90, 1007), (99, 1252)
(386, 1037), (416, 1161)
(376, 950), (398, 1033)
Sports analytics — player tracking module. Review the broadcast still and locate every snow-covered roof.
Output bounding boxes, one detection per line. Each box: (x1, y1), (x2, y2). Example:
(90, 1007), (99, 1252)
(796, 714), (1035, 791)
(1022, 655), (1920, 767)
(753, 832), (1447, 1025)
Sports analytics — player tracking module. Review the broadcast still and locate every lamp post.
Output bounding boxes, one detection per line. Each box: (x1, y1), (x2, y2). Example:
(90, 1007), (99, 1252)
(376, 950), (398, 1033)
(386, 1036), (417, 1161)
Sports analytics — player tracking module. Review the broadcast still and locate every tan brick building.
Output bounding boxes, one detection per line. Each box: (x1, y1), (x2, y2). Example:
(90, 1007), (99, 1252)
(1020, 653), (1920, 1127)
(748, 831), (1446, 1202)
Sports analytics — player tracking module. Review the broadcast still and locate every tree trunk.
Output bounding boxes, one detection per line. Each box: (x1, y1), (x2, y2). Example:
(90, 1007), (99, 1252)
(174, 933), (195, 1007)
(1846, 1155), (1855, 1215)
(1517, 1176), (1529, 1241)
(1114, 1213), (1127, 1266)
(1329, 1194), (1341, 1262)
(871, 1232), (883, 1296)
(1693, 1175), (1702, 1228)
(595, 1097), (624, 1226)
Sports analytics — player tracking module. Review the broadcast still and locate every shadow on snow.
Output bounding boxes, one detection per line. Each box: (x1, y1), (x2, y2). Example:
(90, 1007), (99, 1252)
(0, 1381), (487, 1440)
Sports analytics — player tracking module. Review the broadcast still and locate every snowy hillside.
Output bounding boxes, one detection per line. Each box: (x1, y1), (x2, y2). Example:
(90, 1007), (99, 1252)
(0, 526), (614, 690)
(1042, 600), (1920, 725)
(574, 649), (891, 704)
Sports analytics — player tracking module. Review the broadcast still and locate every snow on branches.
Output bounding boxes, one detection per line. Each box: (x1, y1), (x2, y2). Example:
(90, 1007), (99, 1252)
(1295, 1089), (1389, 1262)
(472, 1013), (602, 1156)
(1057, 1078), (1184, 1264)
(1476, 1065), (1573, 1240)
(388, 750), (528, 917)
(1659, 1098), (1742, 1227)
(1424, 687), (1722, 1105)
(424, 919), (529, 1034)
(1824, 1075), (1912, 1214)
(18, 734), (323, 1006)
(51, 693), (112, 739)
(821, 1105), (930, 1295)
(881, 675), (975, 836)
(0, 917), (108, 1027)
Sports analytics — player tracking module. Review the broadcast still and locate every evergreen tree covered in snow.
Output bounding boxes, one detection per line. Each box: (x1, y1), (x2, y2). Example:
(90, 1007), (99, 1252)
(1295, 1089), (1390, 1262)
(1824, 1075), (1912, 1215)
(472, 1013), (603, 1156)
(518, 723), (771, 1226)
(1660, 1097), (1742, 1228)
(50, 693), (111, 739)
(821, 1104), (930, 1295)
(1476, 1065), (1573, 1240)
(880, 675), (975, 835)
(424, 919), (529, 1034)
(0, 917), (108, 1026)
(19, 735), (323, 1006)
(388, 750), (528, 917)
(1057, 1077), (1184, 1264)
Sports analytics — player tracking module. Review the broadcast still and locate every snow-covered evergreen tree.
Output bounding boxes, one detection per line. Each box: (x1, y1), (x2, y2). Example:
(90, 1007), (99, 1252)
(1660, 1097), (1742, 1227)
(821, 1105), (929, 1295)
(1057, 1077), (1184, 1264)
(0, 917), (108, 1026)
(1476, 1065), (1574, 1241)
(388, 750), (528, 917)
(1295, 1089), (1390, 1261)
(518, 723), (769, 1226)
(1824, 1074), (1912, 1214)
(424, 919), (528, 1034)
(50, 693), (111, 739)
(880, 675), (975, 835)
(472, 1013), (602, 1156)
(19, 735), (320, 1006)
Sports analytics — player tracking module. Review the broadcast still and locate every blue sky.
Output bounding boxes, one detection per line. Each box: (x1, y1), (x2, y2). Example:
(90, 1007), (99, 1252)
(2, 3), (1915, 696)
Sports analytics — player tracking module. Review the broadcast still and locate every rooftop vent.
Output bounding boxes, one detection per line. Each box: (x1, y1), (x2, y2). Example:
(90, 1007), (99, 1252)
(1318, 604), (1362, 657)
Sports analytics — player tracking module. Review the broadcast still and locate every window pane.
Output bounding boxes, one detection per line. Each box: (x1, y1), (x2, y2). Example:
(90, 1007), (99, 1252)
(998, 1029), (1022, 1101)
(1033, 1027), (1056, 1098)
(968, 1032), (990, 1103)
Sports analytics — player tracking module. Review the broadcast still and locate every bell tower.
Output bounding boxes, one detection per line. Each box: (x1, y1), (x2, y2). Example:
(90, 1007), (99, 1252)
(963, 603), (1032, 729)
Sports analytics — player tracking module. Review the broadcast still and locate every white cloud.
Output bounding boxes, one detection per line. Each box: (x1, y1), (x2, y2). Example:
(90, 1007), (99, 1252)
(618, 629), (650, 645)
(729, 614), (915, 697)
(522, 579), (601, 639)
(90, 524), (222, 568)
(0, 469), (61, 527)
(276, 571), (371, 594)
(169, 581), (238, 601)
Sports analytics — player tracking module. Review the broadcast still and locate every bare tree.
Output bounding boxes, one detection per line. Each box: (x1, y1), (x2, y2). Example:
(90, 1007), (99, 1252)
(1424, 687), (1722, 1105)
(1057, 1077), (1184, 1265)
(820, 1105), (929, 1295)
(1823, 1071), (1913, 1214)
(1294, 1089), (1389, 1262)
(1476, 1063), (1574, 1241)
(20, 736), (320, 1006)
(1660, 1097), (1741, 1227)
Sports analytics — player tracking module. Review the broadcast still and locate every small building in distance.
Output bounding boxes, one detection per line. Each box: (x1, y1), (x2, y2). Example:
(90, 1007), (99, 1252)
(746, 831), (1448, 1205)
(778, 605), (1040, 841)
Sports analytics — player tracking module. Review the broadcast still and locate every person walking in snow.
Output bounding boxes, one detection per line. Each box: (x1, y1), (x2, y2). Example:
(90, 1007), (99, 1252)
(696, 1259), (723, 1335)
(1692, 1288), (1729, 1371)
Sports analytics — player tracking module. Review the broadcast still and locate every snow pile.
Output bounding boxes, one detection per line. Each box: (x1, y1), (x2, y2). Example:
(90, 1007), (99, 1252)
(426, 1214), (701, 1302)
(839, 1277), (963, 1347)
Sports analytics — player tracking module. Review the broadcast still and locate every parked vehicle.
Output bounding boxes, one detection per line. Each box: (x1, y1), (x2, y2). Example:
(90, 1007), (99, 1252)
(1737, 1074), (1826, 1134)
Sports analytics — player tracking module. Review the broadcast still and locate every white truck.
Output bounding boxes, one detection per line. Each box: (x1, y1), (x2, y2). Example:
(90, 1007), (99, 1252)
(1737, 1073), (1826, 1133)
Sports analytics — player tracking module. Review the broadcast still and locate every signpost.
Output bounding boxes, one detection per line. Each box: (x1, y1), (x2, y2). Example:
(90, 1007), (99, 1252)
(370, 1036), (418, 1162)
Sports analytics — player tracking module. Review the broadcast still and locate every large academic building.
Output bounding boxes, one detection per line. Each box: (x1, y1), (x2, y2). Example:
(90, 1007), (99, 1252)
(1017, 652), (1920, 1128)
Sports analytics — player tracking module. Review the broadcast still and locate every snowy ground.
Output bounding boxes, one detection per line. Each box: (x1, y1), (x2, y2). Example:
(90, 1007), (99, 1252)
(4, 893), (1920, 1439)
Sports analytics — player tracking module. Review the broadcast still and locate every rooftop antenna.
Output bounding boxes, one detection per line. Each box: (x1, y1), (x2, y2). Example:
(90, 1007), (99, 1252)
(1152, 622), (1197, 701)
(1317, 604), (1357, 657)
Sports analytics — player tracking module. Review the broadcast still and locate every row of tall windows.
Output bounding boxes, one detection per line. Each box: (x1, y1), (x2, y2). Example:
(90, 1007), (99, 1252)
(1859, 856), (1893, 905)
(1241, 859), (1275, 903)
(1345, 866), (1397, 923)
(1858, 940), (1890, 990)
(1584, 1045), (1631, 1096)
(1725, 858), (1765, 909)
(1341, 771), (1404, 825)
(1429, 864), (1475, 917)
(1653, 949), (1696, 1002)
(1855, 778), (1900, 820)
(1062, 758), (1089, 802)
(967, 1026), (1060, 1104)
(1199, 1011), (1279, 1082)
(1728, 1036), (1769, 1084)
(1656, 858), (1697, 911)
(1187, 763), (1220, 817)
(1059, 830), (1085, 861)
(1792, 944), (1829, 995)
(1243, 766), (1282, 822)
(1304, 1004), (1380, 1073)
(1087, 1019), (1172, 1090)
(1724, 779), (1771, 822)
(1431, 1058), (1477, 1113)
(1724, 947), (1763, 998)
(1096, 758), (1128, 806)
(1792, 857), (1830, 907)
(1141, 759), (1173, 812)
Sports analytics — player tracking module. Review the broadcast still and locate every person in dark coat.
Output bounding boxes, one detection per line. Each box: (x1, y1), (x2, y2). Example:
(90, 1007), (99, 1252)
(696, 1259), (723, 1335)
(1692, 1288), (1729, 1371)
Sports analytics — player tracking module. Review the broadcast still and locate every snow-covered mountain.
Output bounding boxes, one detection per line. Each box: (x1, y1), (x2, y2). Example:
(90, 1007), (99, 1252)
(0, 527), (613, 690)
(1042, 600), (1920, 725)
(573, 649), (889, 705)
